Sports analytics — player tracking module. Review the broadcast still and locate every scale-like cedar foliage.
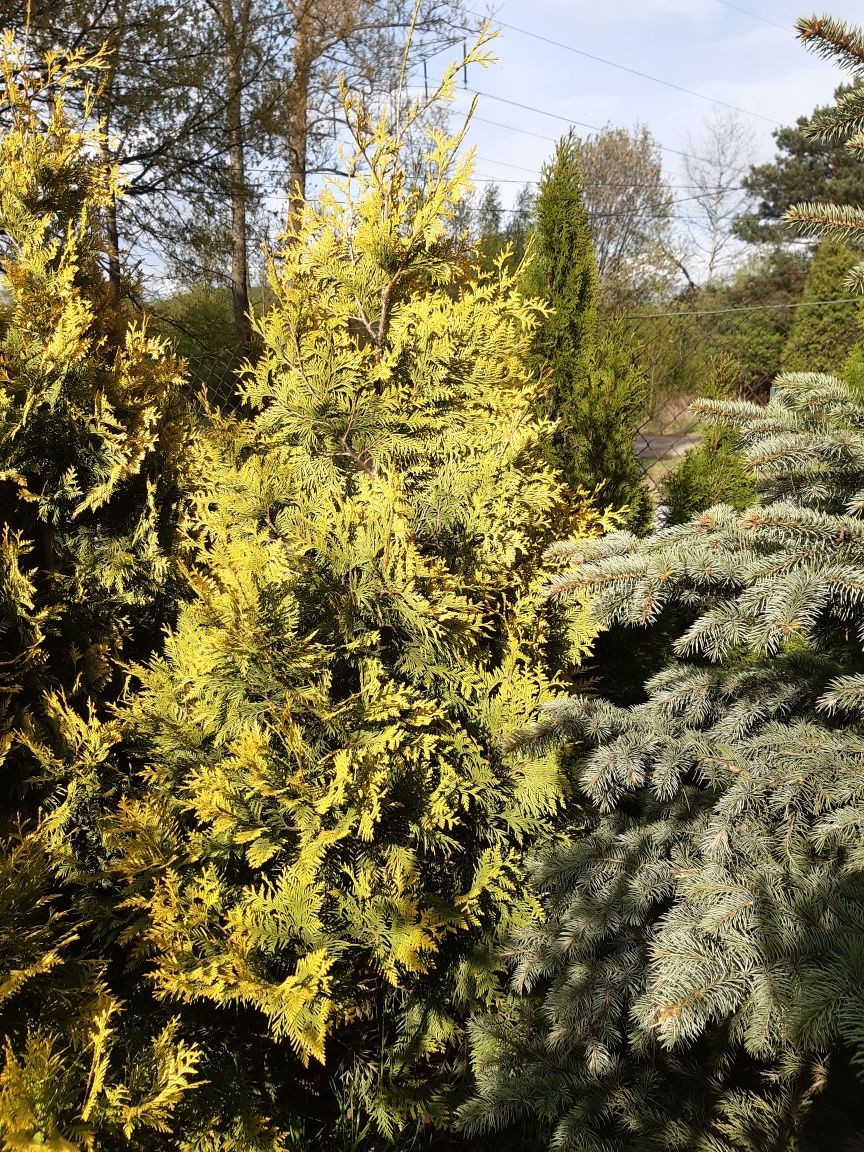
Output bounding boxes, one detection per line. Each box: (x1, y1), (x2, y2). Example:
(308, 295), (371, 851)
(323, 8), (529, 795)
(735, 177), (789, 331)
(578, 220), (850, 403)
(0, 39), (203, 1151)
(113, 36), (611, 1147)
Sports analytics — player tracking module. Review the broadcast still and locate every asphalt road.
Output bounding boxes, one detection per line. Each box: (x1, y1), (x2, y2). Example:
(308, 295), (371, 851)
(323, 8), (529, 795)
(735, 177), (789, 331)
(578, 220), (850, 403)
(634, 432), (701, 460)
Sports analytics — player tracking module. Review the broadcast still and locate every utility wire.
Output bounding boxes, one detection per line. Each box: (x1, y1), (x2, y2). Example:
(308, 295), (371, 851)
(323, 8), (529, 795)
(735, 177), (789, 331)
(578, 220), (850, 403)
(247, 158), (745, 198)
(257, 183), (710, 223)
(473, 113), (556, 143)
(712, 0), (791, 32)
(464, 202), (666, 215)
(471, 112), (738, 171)
(465, 88), (717, 163)
(476, 155), (541, 175)
(470, 89), (686, 161)
(475, 155), (749, 195)
(468, 9), (780, 125)
(408, 71), (727, 166)
(437, 187), (744, 219)
(467, 87), (604, 138)
(632, 297), (860, 318)
(473, 176), (744, 210)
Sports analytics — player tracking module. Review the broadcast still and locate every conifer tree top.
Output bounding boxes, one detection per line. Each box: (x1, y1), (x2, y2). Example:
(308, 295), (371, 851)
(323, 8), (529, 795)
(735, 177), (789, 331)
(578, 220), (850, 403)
(786, 15), (864, 290)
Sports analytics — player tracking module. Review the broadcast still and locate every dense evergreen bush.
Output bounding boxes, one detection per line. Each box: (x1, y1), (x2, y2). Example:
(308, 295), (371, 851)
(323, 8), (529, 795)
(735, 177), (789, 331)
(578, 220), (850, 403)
(0, 41), (200, 1150)
(661, 358), (756, 525)
(628, 247), (810, 422)
(780, 238), (860, 374)
(108, 43), (611, 1148)
(660, 424), (754, 525)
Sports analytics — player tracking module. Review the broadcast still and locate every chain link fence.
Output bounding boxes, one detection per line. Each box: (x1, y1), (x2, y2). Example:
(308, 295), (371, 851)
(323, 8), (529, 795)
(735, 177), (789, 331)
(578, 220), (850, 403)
(621, 295), (858, 493)
(186, 349), (246, 413)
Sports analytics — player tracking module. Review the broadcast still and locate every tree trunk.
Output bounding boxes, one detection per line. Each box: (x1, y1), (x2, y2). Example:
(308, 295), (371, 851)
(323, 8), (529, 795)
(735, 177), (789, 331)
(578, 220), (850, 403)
(222, 0), (252, 354)
(287, 2), (313, 232)
(286, 75), (309, 230)
(102, 12), (123, 304)
(105, 189), (122, 304)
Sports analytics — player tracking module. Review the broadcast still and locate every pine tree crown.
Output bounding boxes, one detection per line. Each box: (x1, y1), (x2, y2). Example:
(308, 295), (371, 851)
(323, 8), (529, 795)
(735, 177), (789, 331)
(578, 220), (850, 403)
(786, 15), (864, 291)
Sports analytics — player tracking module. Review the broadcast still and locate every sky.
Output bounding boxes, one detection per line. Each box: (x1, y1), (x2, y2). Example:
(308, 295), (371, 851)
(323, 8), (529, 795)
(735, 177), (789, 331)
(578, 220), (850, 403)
(426, 1), (864, 215)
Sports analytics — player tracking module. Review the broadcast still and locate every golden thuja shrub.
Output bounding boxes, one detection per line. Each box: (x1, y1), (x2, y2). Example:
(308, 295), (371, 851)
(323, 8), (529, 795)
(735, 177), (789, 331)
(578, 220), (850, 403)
(115, 24), (615, 1147)
(0, 37), (201, 1152)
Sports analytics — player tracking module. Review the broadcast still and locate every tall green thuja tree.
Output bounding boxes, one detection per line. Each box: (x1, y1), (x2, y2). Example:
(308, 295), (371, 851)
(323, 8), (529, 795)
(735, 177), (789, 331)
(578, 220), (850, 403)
(464, 15), (864, 1151)
(0, 39), (203, 1150)
(523, 132), (597, 443)
(523, 132), (652, 530)
(113, 35), (611, 1147)
(780, 237), (859, 372)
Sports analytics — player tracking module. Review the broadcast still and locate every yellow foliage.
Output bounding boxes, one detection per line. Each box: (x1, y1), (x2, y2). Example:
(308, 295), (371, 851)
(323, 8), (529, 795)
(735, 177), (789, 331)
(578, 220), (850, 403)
(110, 19), (615, 1141)
(0, 36), (197, 1152)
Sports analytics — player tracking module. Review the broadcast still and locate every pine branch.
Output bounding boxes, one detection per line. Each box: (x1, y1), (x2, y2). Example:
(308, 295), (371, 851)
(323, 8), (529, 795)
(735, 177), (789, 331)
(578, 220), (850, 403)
(796, 15), (864, 72)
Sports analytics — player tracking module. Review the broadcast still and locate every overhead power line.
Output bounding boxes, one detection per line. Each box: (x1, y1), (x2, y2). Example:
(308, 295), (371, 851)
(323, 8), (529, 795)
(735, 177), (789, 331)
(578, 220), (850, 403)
(473, 173), (735, 206)
(473, 113), (557, 143)
(633, 298), (860, 319)
(465, 89), (719, 164)
(467, 87), (605, 139)
(469, 113), (737, 171)
(475, 154), (748, 194)
(476, 155), (541, 175)
(467, 193), (731, 224)
(418, 72), (731, 167)
(712, 0), (791, 32)
(467, 88), (691, 157)
(469, 9), (780, 126)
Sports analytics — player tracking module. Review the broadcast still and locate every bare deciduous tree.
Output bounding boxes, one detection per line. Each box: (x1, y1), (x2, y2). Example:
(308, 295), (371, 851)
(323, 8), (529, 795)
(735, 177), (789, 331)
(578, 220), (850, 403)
(681, 108), (756, 285)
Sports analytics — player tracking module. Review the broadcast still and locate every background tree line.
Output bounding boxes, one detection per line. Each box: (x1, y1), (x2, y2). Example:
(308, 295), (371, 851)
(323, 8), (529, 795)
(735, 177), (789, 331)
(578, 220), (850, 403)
(472, 75), (864, 422)
(10, 0), (864, 441)
(1, 0), (477, 350)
